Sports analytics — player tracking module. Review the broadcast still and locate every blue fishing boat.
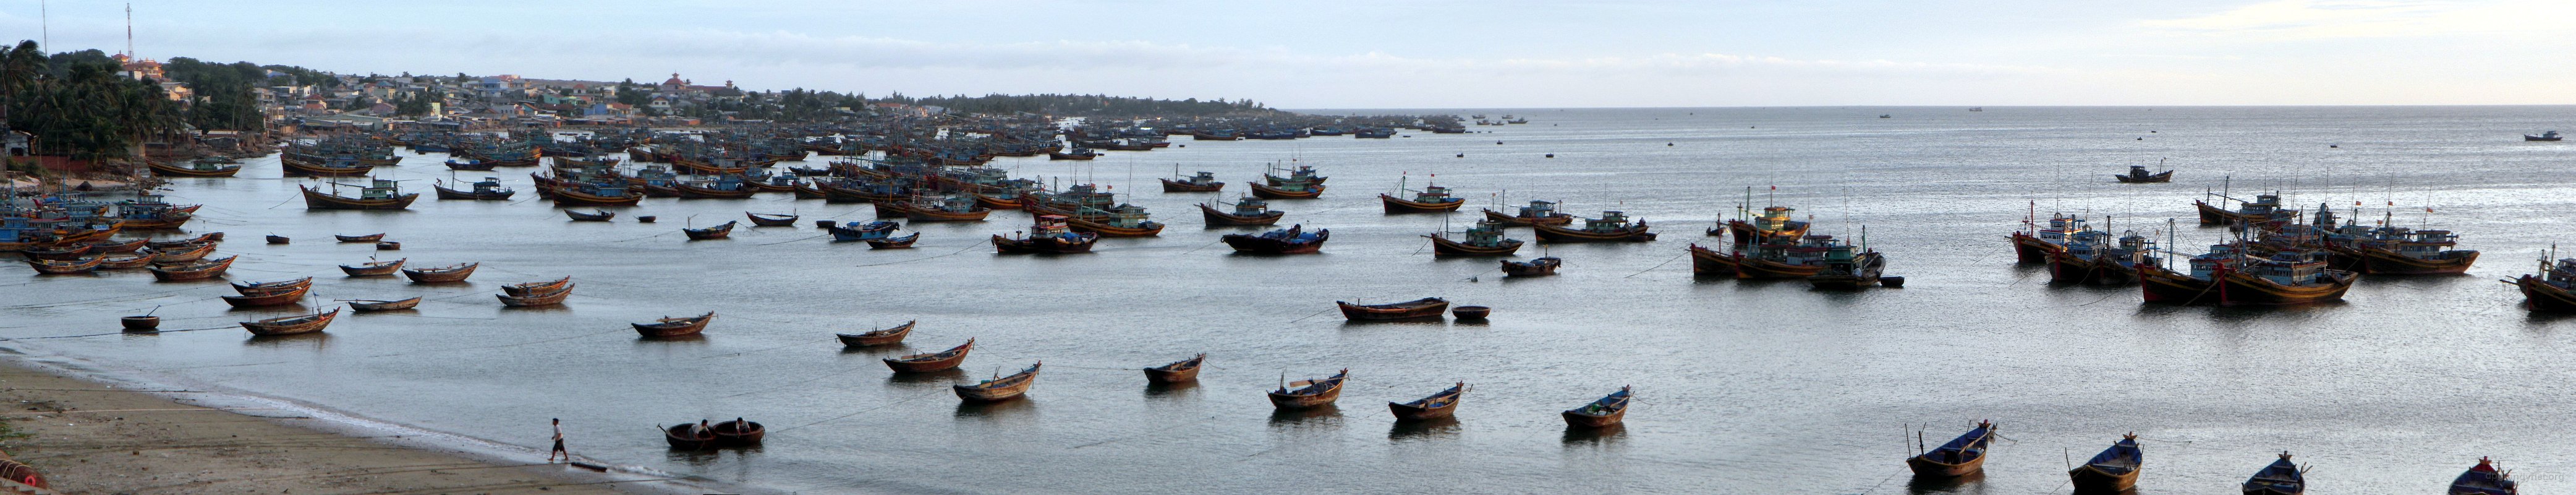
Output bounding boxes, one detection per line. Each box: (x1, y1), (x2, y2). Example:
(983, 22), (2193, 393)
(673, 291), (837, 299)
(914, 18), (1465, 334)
(827, 221), (902, 242)
(2451, 457), (2517, 494)
(1906, 420), (1994, 478)
(2243, 451), (2304, 495)
(2068, 434), (2142, 493)
(1220, 224), (1328, 254)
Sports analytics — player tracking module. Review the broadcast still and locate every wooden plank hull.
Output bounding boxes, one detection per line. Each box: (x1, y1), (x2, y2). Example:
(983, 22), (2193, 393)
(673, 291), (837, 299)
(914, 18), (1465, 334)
(1426, 235), (1521, 256)
(301, 186), (419, 210)
(1144, 355), (1205, 384)
(432, 185), (514, 200)
(836, 321), (915, 346)
(884, 340), (974, 372)
(1201, 204), (1283, 226)
(146, 161), (242, 177)
(1908, 455), (1986, 478)
(497, 285), (574, 307)
(953, 364), (1039, 403)
(25, 257), (103, 274)
(1561, 409), (1624, 428)
(1380, 194), (1465, 213)
(633, 312), (715, 338)
(2138, 265), (2221, 304)
(1160, 179), (1225, 192)
(549, 187), (644, 207)
(1532, 224), (1655, 243)
(240, 309), (338, 336)
(2354, 249), (2477, 275)
(346, 297), (422, 311)
(1735, 258), (1824, 280)
(2069, 465), (2141, 493)
(1688, 244), (1741, 277)
(1482, 209), (1573, 226)
(1248, 183), (1325, 199)
(339, 259), (405, 277)
(401, 263), (479, 283)
(2010, 232), (2059, 264)
(1338, 298), (1448, 321)
(992, 234), (1097, 254)
(2517, 276), (2576, 312)
(2216, 270), (2357, 305)
(1268, 386), (1341, 409)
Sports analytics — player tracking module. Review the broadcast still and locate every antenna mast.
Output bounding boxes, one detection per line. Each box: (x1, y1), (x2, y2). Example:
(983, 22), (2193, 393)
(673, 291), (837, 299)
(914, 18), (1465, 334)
(125, 3), (134, 59)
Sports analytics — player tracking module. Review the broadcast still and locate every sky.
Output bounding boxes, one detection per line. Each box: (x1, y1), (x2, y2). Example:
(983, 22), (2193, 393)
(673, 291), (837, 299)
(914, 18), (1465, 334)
(1, 1), (2570, 108)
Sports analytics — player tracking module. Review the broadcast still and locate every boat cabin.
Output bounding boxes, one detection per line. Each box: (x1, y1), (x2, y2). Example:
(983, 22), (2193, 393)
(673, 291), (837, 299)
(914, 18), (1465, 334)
(1230, 197), (1271, 216)
(1515, 200), (1562, 218)
(359, 179), (405, 200)
(1581, 211), (1637, 233)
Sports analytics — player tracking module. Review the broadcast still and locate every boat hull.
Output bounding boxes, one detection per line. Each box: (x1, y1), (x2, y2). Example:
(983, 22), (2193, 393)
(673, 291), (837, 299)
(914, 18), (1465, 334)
(2069, 465), (2141, 493)
(1201, 204), (1284, 226)
(2518, 275), (2576, 312)
(301, 186), (419, 210)
(2010, 232), (2059, 264)
(1380, 194), (1464, 213)
(1338, 298), (1449, 321)
(1532, 224), (1656, 243)
(1427, 235), (1521, 256)
(1482, 209), (1573, 226)
(1688, 244), (1741, 277)
(1907, 455), (1986, 478)
(2354, 249), (2477, 275)
(1248, 183), (1324, 199)
(1561, 410), (1624, 428)
(1160, 179), (1225, 192)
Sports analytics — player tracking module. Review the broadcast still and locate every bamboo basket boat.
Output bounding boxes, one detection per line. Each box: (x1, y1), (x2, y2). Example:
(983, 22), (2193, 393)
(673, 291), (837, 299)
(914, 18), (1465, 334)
(711, 418), (763, 446)
(663, 423), (718, 450)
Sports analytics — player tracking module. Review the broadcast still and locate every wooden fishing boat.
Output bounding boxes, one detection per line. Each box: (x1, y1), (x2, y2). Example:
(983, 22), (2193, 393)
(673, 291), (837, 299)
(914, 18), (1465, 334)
(231, 277), (312, 295)
(222, 285), (311, 308)
(338, 258), (405, 277)
(663, 423), (718, 450)
(2195, 192), (2297, 227)
(146, 159), (242, 178)
(2514, 256), (2576, 312)
(548, 184), (644, 207)
(2531, 131), (2565, 142)
(148, 256), (236, 281)
(431, 178), (516, 200)
(632, 312), (715, 337)
(1482, 200), (1574, 226)
(334, 233), (386, 243)
(1144, 353), (1205, 384)
(2243, 452), (2305, 495)
(683, 221), (737, 240)
(835, 321), (916, 346)
(1160, 171), (1225, 192)
(300, 181), (420, 210)
(1687, 244), (1745, 277)
(240, 308), (338, 336)
(1426, 220), (1524, 256)
(827, 220), (901, 242)
(1337, 298), (1450, 321)
(2068, 434), (2142, 493)
(83, 238), (149, 254)
(145, 233), (221, 249)
(96, 254), (153, 270)
(867, 233), (919, 249)
(23, 257), (103, 275)
(1532, 211), (1655, 243)
(1452, 306), (1490, 320)
(564, 209), (616, 222)
(954, 362), (1042, 403)
(992, 216), (1099, 254)
(794, 183), (828, 200)
(401, 262), (480, 283)
(674, 180), (758, 199)
(1807, 240), (1887, 290)
(1501, 256), (1562, 277)
(2451, 457), (2517, 495)
(2349, 229), (2478, 275)
(2113, 165), (2173, 183)
(21, 244), (91, 260)
(2213, 250), (2358, 305)
(443, 158), (496, 171)
(971, 192), (1024, 210)
(1727, 204), (1811, 246)
(1248, 181), (1325, 199)
(1199, 197), (1285, 226)
(1221, 225), (1328, 254)
(1267, 369), (1347, 410)
(502, 277), (572, 297)
(265, 235), (289, 244)
(1048, 147), (1098, 160)
(345, 297), (423, 312)
(1388, 382), (1464, 421)
(884, 338), (974, 372)
(745, 212), (799, 227)
(496, 283), (574, 307)
(1378, 178), (1465, 213)
(710, 418), (763, 447)
(1732, 235), (1848, 280)
(1906, 421), (1995, 478)
(898, 196), (993, 222)
(1561, 386), (1631, 428)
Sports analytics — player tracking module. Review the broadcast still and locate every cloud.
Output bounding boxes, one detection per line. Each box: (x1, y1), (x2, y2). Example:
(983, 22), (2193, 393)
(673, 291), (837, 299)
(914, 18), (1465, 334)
(2139, 0), (2576, 40)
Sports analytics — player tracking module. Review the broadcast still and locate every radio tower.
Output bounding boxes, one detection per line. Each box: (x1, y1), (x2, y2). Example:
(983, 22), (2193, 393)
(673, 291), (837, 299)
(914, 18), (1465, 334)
(125, 3), (134, 58)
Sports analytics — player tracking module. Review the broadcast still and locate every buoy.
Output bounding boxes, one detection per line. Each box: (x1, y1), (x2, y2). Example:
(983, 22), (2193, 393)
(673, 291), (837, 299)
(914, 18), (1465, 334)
(1455, 153), (1464, 158)
(1544, 153), (1555, 158)
(1177, 144), (1186, 148)
(2150, 131), (2157, 133)
(2329, 144), (2339, 148)
(1667, 142), (1675, 146)
(1495, 140), (1503, 145)
(2136, 137), (2143, 140)
(638, 215), (658, 223)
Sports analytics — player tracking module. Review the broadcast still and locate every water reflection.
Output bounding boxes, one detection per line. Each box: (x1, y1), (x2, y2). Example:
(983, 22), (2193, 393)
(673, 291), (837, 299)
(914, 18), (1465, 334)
(1388, 416), (1461, 441)
(1267, 405), (1342, 430)
(1561, 424), (1625, 445)
(1144, 380), (1198, 398)
(840, 343), (914, 356)
(886, 369), (966, 389)
(953, 397), (1035, 420)
(244, 332), (331, 348)
(1906, 471), (1988, 495)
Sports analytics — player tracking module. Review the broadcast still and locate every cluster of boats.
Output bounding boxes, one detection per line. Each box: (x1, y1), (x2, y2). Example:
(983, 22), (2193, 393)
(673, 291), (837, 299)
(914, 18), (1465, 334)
(1685, 196), (1901, 290)
(2017, 189), (2506, 307)
(1907, 421), (2517, 494)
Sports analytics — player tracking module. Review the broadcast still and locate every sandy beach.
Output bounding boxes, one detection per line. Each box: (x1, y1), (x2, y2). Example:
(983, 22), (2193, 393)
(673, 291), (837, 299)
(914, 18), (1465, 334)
(0, 356), (686, 494)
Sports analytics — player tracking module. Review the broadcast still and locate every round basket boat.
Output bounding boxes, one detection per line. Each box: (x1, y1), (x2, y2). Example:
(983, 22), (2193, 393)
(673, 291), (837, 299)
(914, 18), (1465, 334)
(1452, 306), (1491, 321)
(121, 316), (161, 331)
(637, 215), (658, 223)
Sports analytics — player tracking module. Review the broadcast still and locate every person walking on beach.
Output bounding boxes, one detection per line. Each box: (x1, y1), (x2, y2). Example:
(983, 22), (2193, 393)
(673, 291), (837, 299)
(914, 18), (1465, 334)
(548, 418), (569, 462)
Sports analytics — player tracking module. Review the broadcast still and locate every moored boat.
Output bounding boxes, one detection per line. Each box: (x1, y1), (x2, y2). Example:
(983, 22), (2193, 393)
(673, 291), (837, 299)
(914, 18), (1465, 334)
(2451, 457), (2517, 495)
(1388, 382), (1464, 421)
(1267, 369), (1347, 410)
(2526, 131), (2562, 141)
(146, 158), (243, 178)
(401, 262), (479, 283)
(2196, 192), (2298, 228)
(2067, 434), (2143, 493)
(710, 418), (764, 447)
(746, 212), (800, 227)
(1160, 171), (1225, 192)
(1806, 236), (1887, 290)
(1561, 386), (1631, 428)
(431, 178), (516, 200)
(663, 423), (717, 450)
(2010, 210), (2091, 264)
(1484, 200), (1573, 226)
(836, 321), (916, 347)
(301, 179), (420, 210)
(954, 362), (1041, 403)
(239, 308), (338, 336)
(1379, 176), (1465, 213)
(1906, 421), (1995, 478)
(148, 256), (236, 281)
(1220, 225), (1328, 254)
(335, 233), (386, 243)
(867, 233), (920, 249)
(345, 297), (423, 312)
(1532, 211), (1655, 243)
(2512, 254), (2576, 312)
(1502, 256), (1562, 277)
(1337, 298), (1449, 321)
(564, 209), (616, 222)
(2113, 164), (2174, 183)
(683, 221), (738, 240)
(992, 215), (1099, 254)
(884, 338), (974, 372)
(339, 258), (405, 277)
(826, 220), (901, 242)
(1426, 220), (1523, 256)
(496, 282), (574, 307)
(1144, 353), (1205, 384)
(2242, 452), (2305, 495)
(221, 285), (311, 308)
(632, 312), (715, 338)
(1199, 197), (1285, 226)
(23, 257), (103, 275)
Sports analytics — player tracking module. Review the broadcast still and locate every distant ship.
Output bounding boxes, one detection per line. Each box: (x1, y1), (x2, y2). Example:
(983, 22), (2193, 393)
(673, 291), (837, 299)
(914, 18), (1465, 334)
(1968, 107), (1984, 112)
(2528, 131), (2562, 142)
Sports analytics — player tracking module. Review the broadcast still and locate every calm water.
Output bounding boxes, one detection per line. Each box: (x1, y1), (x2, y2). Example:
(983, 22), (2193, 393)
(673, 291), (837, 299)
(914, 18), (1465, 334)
(9, 106), (2576, 494)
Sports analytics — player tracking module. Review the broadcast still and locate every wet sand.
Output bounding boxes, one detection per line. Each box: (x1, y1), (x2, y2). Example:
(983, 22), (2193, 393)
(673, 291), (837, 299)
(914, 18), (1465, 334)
(0, 356), (688, 494)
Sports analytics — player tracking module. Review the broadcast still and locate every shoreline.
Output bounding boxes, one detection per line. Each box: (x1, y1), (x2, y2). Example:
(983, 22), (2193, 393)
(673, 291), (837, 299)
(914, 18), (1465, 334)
(0, 347), (743, 495)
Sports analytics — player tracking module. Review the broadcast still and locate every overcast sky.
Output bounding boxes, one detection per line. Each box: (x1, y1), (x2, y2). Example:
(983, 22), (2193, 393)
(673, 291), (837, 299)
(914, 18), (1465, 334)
(2, 1), (2570, 108)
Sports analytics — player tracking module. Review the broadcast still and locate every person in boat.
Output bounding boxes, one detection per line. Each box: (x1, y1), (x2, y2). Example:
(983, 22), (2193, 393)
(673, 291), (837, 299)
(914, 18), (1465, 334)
(548, 418), (569, 462)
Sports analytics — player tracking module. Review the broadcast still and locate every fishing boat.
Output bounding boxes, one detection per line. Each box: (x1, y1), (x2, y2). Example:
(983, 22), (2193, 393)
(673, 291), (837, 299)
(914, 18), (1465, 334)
(264, 235), (289, 244)
(1426, 220), (1524, 256)
(143, 243), (216, 263)
(1484, 200), (1574, 226)
(145, 158), (242, 178)
(334, 233), (386, 243)
(898, 195), (992, 222)
(431, 178), (515, 200)
(1906, 421), (1995, 478)
(548, 183), (644, 207)
(2140, 243), (2242, 304)
(148, 256), (236, 281)
(301, 179), (420, 210)
(2050, 230), (2161, 285)
(1686, 244), (1746, 277)
(401, 262), (479, 283)
(1561, 386), (1631, 428)
(835, 321), (916, 347)
(1388, 382), (1464, 421)
(745, 212), (799, 227)
(2527, 131), (2562, 142)
(674, 176), (758, 199)
(231, 277), (312, 295)
(868, 233), (920, 249)
(21, 244), (90, 260)
(683, 221), (738, 240)
(146, 232), (222, 249)
(338, 258), (405, 277)
(2243, 452), (2305, 495)
(1532, 211), (1656, 243)
(2451, 457), (2517, 494)
(2068, 434), (2143, 493)
(564, 209), (616, 222)
(443, 158), (496, 171)
(502, 277), (572, 297)
(2196, 192), (2298, 228)
(1220, 225), (1328, 254)
(1267, 369), (1347, 410)
(2010, 210), (2092, 264)
(954, 362), (1042, 403)
(1379, 176), (1465, 213)
(1048, 147), (1098, 160)
(345, 297), (423, 312)
(710, 418), (764, 447)
(496, 283), (574, 307)
(1726, 200), (1811, 246)
(1806, 236), (1887, 290)
(23, 257), (103, 275)
(84, 238), (148, 254)
(222, 285), (311, 308)
(633, 312), (715, 338)
(663, 423), (717, 450)
(96, 254), (153, 270)
(240, 308), (339, 336)
(2512, 254), (2576, 312)
(1160, 171), (1225, 192)
(1735, 235), (1848, 279)
(2214, 249), (2359, 305)
(992, 215), (1099, 254)
(1337, 298), (1450, 321)
(2113, 164), (2173, 183)
(1144, 353), (1205, 384)
(1249, 172), (1327, 199)
(1199, 197), (1285, 226)
(826, 220), (901, 242)
(883, 338), (974, 372)
(2346, 227), (2479, 275)
(1502, 256), (1562, 277)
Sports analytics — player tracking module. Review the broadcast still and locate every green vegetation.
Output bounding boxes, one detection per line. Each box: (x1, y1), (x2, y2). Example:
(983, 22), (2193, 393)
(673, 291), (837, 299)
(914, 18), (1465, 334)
(1, 41), (185, 161)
